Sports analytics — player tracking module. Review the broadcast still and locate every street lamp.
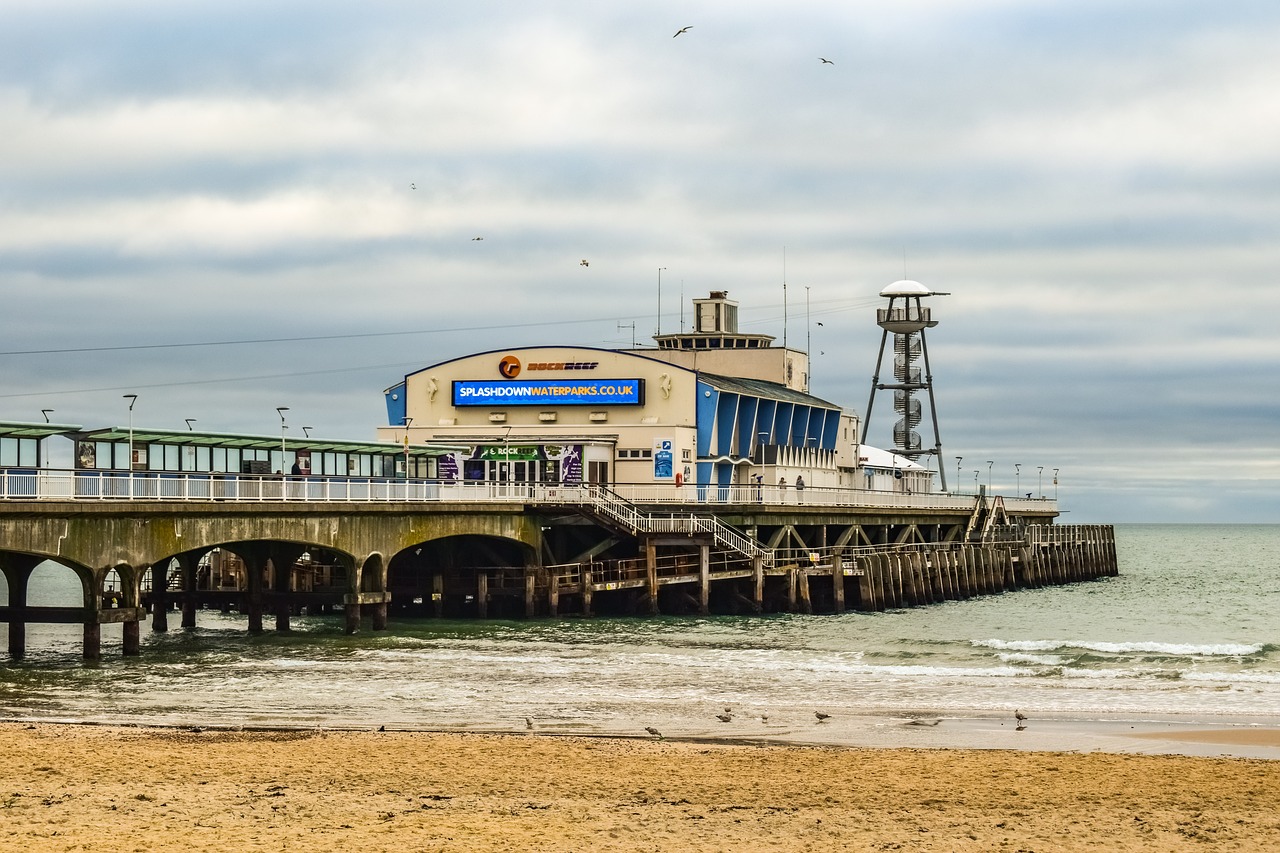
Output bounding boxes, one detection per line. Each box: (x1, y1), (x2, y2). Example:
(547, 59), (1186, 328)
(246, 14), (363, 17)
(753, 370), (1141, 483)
(185, 418), (197, 431)
(1037, 466), (1043, 498)
(123, 394), (138, 471)
(1015, 463), (1021, 496)
(973, 469), (979, 492)
(402, 417), (413, 480)
(955, 456), (963, 494)
(302, 426), (312, 438)
(986, 460), (993, 492)
(1053, 468), (1060, 500)
(40, 409), (53, 423)
(276, 407), (289, 471)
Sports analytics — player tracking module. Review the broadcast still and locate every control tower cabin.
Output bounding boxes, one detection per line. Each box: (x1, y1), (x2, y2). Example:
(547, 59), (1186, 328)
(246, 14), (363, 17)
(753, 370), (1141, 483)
(862, 280), (949, 491)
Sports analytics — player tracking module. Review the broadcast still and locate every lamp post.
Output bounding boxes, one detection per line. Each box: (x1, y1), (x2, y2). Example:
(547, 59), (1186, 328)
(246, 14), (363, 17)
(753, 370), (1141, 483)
(302, 426), (312, 439)
(973, 469), (979, 492)
(1015, 463), (1021, 496)
(986, 460), (993, 492)
(276, 407), (289, 471)
(955, 456), (963, 495)
(40, 409), (53, 423)
(185, 418), (197, 431)
(1037, 466), (1043, 498)
(123, 394), (138, 471)
(402, 417), (413, 481)
(1053, 468), (1059, 500)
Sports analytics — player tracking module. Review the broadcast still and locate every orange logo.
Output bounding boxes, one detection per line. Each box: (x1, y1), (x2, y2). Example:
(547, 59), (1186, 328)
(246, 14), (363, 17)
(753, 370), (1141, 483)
(498, 356), (522, 378)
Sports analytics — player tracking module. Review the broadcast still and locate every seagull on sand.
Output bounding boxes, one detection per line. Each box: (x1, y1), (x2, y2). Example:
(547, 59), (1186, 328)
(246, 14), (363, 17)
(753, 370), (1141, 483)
(645, 726), (663, 739)
(525, 717), (534, 730)
(1015, 709), (1027, 724)
(819, 57), (834, 64)
(815, 711), (831, 722)
(673, 26), (692, 37)
(716, 713), (733, 723)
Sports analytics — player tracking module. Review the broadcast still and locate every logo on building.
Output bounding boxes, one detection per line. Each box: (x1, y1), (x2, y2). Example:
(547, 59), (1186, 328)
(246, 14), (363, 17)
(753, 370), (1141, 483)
(498, 356), (521, 378)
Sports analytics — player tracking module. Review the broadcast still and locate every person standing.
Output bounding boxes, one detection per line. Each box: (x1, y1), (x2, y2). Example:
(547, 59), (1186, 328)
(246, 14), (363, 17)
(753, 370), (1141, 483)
(795, 475), (805, 503)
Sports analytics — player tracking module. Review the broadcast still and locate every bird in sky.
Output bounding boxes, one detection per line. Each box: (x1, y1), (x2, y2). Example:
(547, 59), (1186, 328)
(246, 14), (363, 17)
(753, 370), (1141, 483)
(580, 259), (590, 267)
(410, 183), (416, 189)
(673, 26), (692, 37)
(819, 57), (834, 64)
(472, 236), (484, 241)
(816, 321), (824, 326)
(645, 726), (663, 738)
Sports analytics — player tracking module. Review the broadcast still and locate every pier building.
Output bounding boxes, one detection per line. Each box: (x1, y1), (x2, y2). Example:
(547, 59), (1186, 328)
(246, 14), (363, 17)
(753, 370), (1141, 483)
(0, 287), (1118, 659)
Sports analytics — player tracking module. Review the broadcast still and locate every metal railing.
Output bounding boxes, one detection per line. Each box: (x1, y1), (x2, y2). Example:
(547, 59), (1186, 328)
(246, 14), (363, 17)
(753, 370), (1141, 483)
(0, 468), (1056, 514)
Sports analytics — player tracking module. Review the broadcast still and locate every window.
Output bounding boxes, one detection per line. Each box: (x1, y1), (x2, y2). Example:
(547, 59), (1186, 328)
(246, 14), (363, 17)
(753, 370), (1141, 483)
(618, 449), (652, 459)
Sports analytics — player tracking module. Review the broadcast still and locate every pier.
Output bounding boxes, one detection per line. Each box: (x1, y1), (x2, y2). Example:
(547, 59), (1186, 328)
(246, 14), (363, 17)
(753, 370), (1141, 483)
(0, 473), (1115, 659)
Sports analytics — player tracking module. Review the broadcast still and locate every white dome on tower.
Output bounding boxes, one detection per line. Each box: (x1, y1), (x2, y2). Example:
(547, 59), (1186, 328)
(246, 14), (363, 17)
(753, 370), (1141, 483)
(880, 279), (932, 297)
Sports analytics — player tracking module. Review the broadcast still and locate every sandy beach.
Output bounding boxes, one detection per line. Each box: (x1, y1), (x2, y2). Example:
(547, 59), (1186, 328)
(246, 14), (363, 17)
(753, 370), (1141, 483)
(2, 723), (1277, 852)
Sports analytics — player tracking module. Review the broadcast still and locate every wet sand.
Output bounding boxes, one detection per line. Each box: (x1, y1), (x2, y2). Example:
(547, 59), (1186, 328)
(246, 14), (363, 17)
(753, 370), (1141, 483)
(3, 722), (1278, 852)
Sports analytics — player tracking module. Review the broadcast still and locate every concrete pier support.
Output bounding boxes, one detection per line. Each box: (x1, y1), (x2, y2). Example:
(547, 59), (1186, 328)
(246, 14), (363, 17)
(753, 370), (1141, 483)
(476, 573), (489, 619)
(698, 545), (710, 615)
(644, 541), (659, 616)
(180, 553), (197, 629)
(122, 619), (141, 656)
(150, 562), (169, 633)
(83, 622), (101, 660)
(1, 555), (38, 658)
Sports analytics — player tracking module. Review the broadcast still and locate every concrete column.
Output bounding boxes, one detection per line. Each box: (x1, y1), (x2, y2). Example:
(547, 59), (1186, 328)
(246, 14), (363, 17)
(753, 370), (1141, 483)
(180, 553), (197, 629)
(150, 562), (169, 632)
(244, 552), (266, 635)
(2, 559), (33, 658)
(344, 600), (362, 634)
(82, 622), (102, 660)
(371, 599), (388, 631)
(274, 555), (292, 633)
(122, 619), (141, 656)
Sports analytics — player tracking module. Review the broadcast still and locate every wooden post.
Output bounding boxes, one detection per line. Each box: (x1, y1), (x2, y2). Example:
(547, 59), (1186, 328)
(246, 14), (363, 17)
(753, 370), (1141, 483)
(831, 554), (845, 614)
(752, 557), (764, 612)
(525, 571), (537, 618)
(785, 568), (797, 612)
(548, 573), (560, 617)
(371, 598), (388, 631)
(582, 568), (593, 616)
(344, 598), (361, 634)
(698, 544), (710, 615)
(477, 573), (488, 619)
(797, 571), (812, 614)
(432, 574), (444, 618)
(645, 540), (659, 616)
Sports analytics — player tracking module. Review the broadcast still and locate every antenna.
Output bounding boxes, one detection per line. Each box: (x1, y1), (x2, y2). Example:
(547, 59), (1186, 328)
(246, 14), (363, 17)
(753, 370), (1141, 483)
(805, 285), (811, 392)
(782, 247), (788, 349)
(617, 320), (637, 348)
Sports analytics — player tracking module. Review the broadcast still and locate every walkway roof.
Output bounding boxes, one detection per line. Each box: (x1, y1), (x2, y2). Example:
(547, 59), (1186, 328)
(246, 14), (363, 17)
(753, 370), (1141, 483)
(0, 420), (84, 439)
(70, 427), (469, 458)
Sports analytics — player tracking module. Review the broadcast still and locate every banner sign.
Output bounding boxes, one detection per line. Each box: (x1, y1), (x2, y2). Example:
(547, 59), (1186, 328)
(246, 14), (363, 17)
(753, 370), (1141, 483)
(452, 379), (644, 406)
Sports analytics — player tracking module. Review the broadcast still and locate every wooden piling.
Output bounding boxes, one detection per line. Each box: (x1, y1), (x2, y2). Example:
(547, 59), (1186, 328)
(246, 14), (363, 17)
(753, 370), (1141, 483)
(581, 568), (593, 616)
(476, 573), (488, 619)
(698, 544), (710, 615)
(831, 555), (845, 614)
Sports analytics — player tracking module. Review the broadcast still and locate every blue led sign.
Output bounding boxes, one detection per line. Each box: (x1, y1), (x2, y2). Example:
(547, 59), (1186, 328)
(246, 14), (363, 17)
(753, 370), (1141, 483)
(453, 379), (645, 406)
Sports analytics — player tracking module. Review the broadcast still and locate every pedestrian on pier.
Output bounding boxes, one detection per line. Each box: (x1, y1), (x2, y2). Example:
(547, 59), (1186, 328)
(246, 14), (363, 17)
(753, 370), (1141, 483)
(777, 476), (786, 502)
(796, 475), (805, 503)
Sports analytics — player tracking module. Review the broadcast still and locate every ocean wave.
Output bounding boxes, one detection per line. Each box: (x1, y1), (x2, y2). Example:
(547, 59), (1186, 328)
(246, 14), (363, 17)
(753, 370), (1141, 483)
(1181, 671), (1280, 685)
(974, 639), (1264, 657)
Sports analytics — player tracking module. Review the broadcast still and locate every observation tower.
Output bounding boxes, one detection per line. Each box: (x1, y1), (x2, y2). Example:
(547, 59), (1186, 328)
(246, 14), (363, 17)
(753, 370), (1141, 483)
(861, 280), (949, 491)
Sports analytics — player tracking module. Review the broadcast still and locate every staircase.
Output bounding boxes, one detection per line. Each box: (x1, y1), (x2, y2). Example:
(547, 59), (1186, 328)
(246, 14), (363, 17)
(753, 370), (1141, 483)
(574, 485), (774, 568)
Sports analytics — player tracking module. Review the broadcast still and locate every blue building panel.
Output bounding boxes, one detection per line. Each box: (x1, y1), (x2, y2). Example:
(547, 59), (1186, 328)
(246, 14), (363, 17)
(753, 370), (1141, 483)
(737, 397), (760, 456)
(715, 392), (739, 458)
(385, 383), (407, 427)
(695, 381), (719, 458)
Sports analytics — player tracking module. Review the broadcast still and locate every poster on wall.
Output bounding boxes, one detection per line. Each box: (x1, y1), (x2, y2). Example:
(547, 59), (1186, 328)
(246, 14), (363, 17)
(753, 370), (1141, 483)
(652, 438), (674, 480)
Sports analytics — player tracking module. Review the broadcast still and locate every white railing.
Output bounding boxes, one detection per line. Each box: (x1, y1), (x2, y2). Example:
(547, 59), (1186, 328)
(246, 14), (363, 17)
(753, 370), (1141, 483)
(0, 468), (1056, 514)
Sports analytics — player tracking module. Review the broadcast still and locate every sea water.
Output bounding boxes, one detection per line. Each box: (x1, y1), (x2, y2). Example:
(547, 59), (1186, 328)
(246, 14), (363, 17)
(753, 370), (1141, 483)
(1, 524), (1276, 735)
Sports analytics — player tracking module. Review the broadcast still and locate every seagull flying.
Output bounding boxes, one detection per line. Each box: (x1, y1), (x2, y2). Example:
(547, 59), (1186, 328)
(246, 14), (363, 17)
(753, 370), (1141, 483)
(819, 58), (834, 64)
(410, 183), (416, 189)
(580, 259), (590, 267)
(472, 236), (484, 241)
(673, 26), (692, 37)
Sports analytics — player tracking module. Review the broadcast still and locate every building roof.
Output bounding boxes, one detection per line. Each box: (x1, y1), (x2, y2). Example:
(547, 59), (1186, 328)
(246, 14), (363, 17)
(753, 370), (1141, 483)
(0, 420), (84, 440)
(699, 373), (841, 410)
(70, 427), (468, 458)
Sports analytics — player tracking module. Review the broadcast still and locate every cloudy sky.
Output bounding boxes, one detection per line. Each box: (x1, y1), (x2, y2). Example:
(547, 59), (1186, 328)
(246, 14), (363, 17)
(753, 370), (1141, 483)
(2, 0), (1277, 523)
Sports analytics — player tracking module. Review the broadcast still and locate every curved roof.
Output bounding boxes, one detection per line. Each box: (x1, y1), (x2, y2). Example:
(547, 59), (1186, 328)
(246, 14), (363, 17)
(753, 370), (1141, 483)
(880, 279), (932, 297)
